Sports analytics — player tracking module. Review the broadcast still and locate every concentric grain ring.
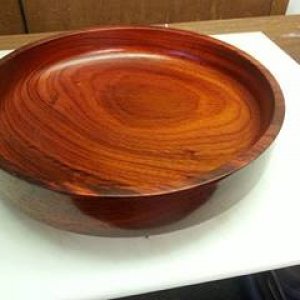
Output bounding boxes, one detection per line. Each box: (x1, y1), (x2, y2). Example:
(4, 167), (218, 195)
(0, 27), (283, 196)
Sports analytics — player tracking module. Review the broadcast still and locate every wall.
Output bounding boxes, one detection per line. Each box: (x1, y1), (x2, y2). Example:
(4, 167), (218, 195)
(287, 0), (300, 14)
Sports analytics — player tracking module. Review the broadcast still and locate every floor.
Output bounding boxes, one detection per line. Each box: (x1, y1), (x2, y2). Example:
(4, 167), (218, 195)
(116, 266), (300, 299)
(117, 276), (246, 300)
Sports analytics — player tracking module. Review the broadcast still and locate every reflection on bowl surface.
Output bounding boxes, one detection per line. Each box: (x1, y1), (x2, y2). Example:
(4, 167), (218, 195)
(0, 26), (284, 235)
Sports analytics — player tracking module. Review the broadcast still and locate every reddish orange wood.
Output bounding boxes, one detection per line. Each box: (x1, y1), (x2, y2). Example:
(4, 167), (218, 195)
(0, 27), (284, 235)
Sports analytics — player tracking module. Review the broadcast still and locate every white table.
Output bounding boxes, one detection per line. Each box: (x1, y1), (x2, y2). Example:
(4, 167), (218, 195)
(0, 32), (300, 300)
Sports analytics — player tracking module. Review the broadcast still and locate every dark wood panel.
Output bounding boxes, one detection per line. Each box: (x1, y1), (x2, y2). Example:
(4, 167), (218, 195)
(22, 0), (274, 33)
(270, 0), (289, 15)
(0, 0), (25, 34)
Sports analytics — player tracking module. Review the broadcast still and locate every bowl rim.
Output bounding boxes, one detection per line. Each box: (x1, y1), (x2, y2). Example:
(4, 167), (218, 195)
(0, 25), (285, 197)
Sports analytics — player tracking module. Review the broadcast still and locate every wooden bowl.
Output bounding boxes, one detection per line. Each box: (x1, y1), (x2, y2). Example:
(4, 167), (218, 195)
(0, 26), (284, 236)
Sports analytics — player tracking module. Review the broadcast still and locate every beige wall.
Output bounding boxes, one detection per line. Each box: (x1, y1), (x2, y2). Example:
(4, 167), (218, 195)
(287, 0), (300, 14)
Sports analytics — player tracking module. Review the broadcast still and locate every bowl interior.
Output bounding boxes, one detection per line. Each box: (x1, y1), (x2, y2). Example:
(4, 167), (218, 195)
(0, 27), (283, 196)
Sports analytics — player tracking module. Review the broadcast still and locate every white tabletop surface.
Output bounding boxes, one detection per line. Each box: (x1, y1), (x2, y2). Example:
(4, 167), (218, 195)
(0, 32), (300, 300)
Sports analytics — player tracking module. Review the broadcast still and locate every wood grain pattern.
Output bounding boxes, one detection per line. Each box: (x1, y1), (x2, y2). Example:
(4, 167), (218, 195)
(22, 0), (273, 33)
(270, 0), (289, 15)
(0, 27), (284, 234)
(0, 0), (25, 35)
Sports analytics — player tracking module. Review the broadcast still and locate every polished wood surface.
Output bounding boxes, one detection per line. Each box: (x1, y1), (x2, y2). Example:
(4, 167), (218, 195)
(0, 27), (284, 234)
(0, 0), (25, 35)
(21, 0), (279, 33)
(0, 15), (299, 63)
(0, 27), (283, 195)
